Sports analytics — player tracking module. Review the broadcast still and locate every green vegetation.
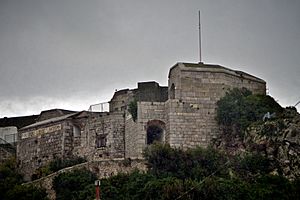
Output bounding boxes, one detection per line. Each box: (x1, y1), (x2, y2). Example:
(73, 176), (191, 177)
(0, 157), (48, 200)
(49, 89), (298, 199)
(2, 88), (297, 199)
(216, 88), (283, 136)
(53, 169), (97, 200)
(128, 99), (138, 121)
(32, 156), (87, 180)
(32, 144), (295, 200)
(98, 144), (299, 200)
(143, 144), (228, 180)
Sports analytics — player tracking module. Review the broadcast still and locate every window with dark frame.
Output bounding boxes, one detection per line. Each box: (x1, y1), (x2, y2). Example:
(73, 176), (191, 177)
(73, 126), (81, 137)
(96, 134), (107, 148)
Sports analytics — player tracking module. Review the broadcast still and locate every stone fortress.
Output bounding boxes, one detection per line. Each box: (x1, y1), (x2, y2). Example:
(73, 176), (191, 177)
(14, 62), (266, 180)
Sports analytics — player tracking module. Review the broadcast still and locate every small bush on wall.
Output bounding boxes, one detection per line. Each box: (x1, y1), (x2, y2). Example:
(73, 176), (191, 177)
(128, 99), (138, 122)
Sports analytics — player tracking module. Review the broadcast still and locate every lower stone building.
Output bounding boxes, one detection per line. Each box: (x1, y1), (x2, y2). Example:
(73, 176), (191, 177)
(17, 62), (266, 180)
(17, 110), (90, 180)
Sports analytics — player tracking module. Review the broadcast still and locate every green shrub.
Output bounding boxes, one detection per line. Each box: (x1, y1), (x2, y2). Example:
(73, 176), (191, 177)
(49, 156), (87, 172)
(143, 143), (186, 178)
(250, 175), (298, 200)
(216, 88), (283, 137)
(5, 184), (48, 200)
(99, 145), (297, 200)
(101, 171), (155, 200)
(143, 144), (229, 180)
(53, 169), (97, 200)
(32, 156), (87, 180)
(197, 177), (251, 200)
(0, 157), (48, 200)
(100, 173), (130, 200)
(232, 153), (272, 180)
(0, 157), (23, 199)
(128, 99), (138, 121)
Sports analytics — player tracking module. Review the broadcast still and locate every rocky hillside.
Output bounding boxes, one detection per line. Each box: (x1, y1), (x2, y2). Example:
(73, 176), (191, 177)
(213, 88), (299, 180)
(245, 108), (300, 180)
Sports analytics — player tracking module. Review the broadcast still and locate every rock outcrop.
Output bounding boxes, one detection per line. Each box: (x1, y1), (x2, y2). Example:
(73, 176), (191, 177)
(214, 108), (300, 180)
(245, 108), (300, 180)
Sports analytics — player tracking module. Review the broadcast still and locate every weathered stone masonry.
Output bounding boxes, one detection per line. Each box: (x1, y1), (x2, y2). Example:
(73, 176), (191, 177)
(166, 63), (265, 149)
(74, 112), (125, 161)
(17, 62), (266, 179)
(17, 111), (91, 180)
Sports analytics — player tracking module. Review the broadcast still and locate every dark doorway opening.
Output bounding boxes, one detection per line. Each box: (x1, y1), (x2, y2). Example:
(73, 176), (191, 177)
(147, 125), (163, 145)
(170, 83), (175, 99)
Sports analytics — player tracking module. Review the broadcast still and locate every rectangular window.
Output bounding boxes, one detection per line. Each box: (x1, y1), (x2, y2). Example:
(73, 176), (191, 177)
(73, 126), (81, 137)
(96, 135), (107, 148)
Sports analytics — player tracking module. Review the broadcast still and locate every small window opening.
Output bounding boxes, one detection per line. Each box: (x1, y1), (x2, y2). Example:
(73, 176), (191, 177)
(96, 135), (107, 148)
(170, 83), (175, 99)
(73, 126), (81, 137)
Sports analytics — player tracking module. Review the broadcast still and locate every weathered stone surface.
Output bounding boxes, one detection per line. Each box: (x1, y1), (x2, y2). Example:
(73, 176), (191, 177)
(17, 62), (267, 181)
(0, 144), (15, 162)
(214, 108), (300, 180)
(75, 112), (126, 161)
(245, 109), (300, 180)
(166, 63), (265, 150)
(17, 112), (91, 180)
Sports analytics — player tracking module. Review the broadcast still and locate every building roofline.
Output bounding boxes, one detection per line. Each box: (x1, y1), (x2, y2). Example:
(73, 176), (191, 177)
(168, 62), (266, 84)
(20, 112), (82, 130)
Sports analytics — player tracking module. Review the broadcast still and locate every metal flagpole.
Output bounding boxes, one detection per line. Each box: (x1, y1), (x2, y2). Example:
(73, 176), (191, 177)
(198, 10), (202, 63)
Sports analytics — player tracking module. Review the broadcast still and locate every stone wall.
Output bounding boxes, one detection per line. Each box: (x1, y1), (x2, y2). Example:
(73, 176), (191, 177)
(124, 113), (140, 158)
(109, 89), (134, 112)
(18, 122), (66, 180)
(166, 63), (266, 149)
(166, 99), (217, 148)
(136, 82), (168, 102)
(17, 117), (87, 181)
(76, 112), (125, 161)
(139, 101), (166, 145)
(0, 126), (18, 143)
(15, 62), (268, 178)
(109, 81), (167, 113)
(0, 145), (15, 163)
(125, 102), (167, 158)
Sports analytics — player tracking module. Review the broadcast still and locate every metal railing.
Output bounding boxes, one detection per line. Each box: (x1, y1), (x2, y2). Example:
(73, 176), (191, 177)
(88, 102), (109, 112)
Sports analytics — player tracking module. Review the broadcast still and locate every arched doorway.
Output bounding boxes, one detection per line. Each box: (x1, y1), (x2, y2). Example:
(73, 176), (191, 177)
(146, 120), (165, 145)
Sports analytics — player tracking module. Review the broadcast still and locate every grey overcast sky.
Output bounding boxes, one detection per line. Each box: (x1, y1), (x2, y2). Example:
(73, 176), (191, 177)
(0, 0), (299, 117)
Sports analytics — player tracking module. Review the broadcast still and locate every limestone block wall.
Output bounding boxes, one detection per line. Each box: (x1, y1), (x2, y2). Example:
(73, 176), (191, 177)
(17, 121), (76, 180)
(136, 82), (168, 102)
(77, 112), (125, 161)
(166, 99), (217, 149)
(125, 113), (139, 158)
(139, 102), (166, 122)
(167, 63), (266, 149)
(137, 102), (166, 156)
(168, 65), (181, 100)
(109, 89), (134, 112)
(124, 101), (166, 158)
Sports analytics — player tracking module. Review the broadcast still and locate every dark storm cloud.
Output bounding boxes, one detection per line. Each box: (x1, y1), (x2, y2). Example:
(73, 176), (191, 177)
(0, 0), (299, 117)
